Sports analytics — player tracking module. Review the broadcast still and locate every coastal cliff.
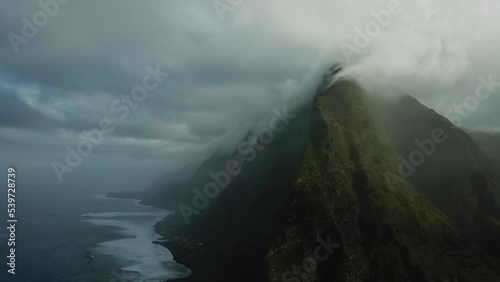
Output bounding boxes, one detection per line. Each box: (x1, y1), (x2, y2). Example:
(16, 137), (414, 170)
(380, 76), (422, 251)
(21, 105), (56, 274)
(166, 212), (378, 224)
(151, 73), (500, 282)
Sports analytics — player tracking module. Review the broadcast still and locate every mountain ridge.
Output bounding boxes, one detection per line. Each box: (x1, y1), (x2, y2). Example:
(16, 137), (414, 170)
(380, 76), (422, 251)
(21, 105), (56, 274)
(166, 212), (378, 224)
(146, 72), (500, 282)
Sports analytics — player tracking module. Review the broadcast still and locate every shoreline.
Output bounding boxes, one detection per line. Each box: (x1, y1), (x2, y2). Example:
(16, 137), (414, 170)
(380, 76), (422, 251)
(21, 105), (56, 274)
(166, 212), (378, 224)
(155, 234), (208, 282)
(95, 195), (192, 281)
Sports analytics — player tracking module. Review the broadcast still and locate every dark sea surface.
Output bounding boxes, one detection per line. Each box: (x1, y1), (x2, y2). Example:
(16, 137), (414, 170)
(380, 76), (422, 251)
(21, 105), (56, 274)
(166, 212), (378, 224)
(0, 186), (189, 282)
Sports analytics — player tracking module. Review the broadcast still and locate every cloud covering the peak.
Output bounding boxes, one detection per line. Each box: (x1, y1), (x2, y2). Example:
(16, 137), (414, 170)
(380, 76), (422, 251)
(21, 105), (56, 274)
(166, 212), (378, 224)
(1, 0), (499, 189)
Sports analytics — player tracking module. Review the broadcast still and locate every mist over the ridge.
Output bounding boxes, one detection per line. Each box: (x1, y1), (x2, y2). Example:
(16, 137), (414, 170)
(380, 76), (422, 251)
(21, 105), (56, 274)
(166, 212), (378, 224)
(1, 0), (499, 190)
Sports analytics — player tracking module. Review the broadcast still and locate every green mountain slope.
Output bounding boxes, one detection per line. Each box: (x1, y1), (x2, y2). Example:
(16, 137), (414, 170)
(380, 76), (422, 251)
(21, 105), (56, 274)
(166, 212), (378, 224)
(157, 75), (500, 282)
(265, 79), (500, 282)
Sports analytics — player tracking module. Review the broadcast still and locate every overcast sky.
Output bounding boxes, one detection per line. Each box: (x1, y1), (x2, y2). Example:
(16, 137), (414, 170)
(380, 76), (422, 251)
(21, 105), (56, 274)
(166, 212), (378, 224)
(1, 0), (499, 191)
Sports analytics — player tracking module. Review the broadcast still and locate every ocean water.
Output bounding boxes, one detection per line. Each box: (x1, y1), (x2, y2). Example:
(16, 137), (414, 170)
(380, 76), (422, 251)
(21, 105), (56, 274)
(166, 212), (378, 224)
(0, 186), (189, 282)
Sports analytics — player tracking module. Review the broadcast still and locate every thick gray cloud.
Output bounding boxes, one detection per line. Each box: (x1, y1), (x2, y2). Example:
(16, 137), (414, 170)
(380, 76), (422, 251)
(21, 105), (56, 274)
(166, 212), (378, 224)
(1, 0), (499, 189)
(0, 87), (54, 128)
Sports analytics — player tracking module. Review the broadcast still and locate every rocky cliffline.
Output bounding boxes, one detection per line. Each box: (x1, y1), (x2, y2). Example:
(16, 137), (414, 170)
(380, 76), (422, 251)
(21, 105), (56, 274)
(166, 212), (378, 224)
(157, 75), (500, 282)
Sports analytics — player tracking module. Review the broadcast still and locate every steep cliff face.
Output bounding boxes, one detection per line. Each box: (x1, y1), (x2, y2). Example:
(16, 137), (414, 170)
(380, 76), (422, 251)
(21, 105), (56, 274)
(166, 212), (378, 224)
(265, 79), (500, 282)
(158, 93), (314, 281)
(158, 76), (500, 282)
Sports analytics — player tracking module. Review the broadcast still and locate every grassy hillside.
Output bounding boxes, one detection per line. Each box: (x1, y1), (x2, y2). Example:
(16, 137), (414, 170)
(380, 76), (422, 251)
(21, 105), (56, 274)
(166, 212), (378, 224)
(157, 77), (500, 282)
(265, 79), (500, 282)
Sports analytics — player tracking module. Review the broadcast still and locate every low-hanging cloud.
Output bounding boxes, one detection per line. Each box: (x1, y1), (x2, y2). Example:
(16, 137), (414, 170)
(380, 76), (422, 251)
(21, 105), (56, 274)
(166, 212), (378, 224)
(1, 0), (499, 189)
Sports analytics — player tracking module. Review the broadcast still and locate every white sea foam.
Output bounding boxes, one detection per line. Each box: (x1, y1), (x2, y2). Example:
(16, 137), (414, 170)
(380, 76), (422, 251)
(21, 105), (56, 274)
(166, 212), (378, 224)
(82, 199), (190, 281)
(93, 194), (142, 205)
